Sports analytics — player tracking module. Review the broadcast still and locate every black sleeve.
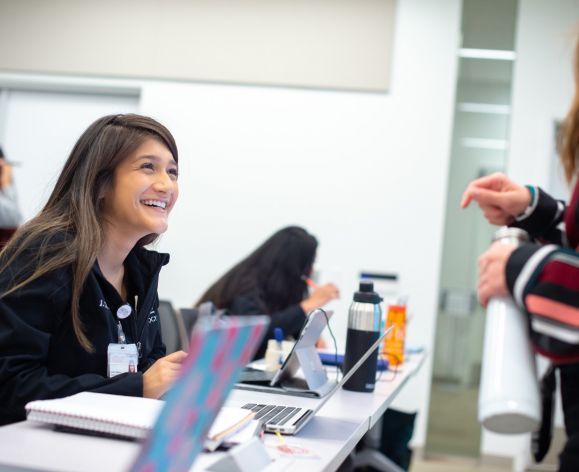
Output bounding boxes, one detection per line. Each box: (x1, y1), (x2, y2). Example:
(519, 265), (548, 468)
(143, 329), (166, 370)
(511, 187), (567, 245)
(0, 270), (143, 425)
(230, 293), (307, 360)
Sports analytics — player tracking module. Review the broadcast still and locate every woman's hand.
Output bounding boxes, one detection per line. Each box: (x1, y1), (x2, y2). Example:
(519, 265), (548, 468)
(315, 337), (328, 349)
(461, 172), (531, 225)
(143, 350), (188, 398)
(477, 242), (516, 307)
(300, 283), (340, 314)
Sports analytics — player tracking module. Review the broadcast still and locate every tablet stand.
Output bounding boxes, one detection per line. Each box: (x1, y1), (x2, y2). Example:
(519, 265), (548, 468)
(285, 345), (332, 392)
(206, 437), (272, 472)
(237, 309), (337, 398)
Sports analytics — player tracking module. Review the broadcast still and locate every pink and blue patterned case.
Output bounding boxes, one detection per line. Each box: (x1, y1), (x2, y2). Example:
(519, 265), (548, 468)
(130, 315), (268, 472)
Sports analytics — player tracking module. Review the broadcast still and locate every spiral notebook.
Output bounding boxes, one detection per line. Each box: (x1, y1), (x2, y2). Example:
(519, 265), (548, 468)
(26, 392), (162, 439)
(25, 393), (255, 443)
(25, 315), (269, 472)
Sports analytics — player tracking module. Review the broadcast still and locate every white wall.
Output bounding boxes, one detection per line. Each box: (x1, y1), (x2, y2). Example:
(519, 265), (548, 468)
(143, 0), (461, 447)
(0, 0), (461, 448)
(508, 1), (578, 187)
(481, 0), (579, 466)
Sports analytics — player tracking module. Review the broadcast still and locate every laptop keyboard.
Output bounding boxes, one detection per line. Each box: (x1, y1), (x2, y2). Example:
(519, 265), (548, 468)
(242, 403), (303, 427)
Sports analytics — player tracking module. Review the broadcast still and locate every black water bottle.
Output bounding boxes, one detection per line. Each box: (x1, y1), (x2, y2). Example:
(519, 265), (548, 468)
(342, 281), (383, 392)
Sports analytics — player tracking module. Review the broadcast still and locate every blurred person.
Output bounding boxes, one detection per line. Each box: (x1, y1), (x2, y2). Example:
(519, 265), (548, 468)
(197, 226), (340, 359)
(0, 146), (23, 249)
(461, 37), (579, 471)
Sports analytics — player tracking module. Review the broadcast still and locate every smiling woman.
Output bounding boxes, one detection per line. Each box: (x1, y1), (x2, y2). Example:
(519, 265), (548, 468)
(0, 114), (187, 426)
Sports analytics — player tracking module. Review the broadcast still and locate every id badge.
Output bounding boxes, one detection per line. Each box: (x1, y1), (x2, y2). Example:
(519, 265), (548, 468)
(107, 343), (138, 378)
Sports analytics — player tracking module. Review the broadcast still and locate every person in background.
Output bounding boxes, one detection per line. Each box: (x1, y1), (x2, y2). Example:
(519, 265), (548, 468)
(0, 146), (23, 249)
(0, 114), (186, 426)
(461, 37), (579, 471)
(196, 226), (340, 359)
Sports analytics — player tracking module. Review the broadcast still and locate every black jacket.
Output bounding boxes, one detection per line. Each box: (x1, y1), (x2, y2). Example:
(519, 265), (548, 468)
(0, 246), (168, 425)
(230, 291), (306, 359)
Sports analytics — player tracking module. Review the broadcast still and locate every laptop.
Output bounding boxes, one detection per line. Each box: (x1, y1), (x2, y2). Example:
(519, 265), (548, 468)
(236, 309), (335, 397)
(129, 315), (269, 472)
(240, 325), (392, 435)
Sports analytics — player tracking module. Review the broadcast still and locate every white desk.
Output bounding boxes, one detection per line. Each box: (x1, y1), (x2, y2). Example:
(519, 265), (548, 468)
(0, 353), (424, 472)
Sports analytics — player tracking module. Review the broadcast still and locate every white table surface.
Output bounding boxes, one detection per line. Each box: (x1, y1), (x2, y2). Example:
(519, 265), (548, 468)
(0, 352), (424, 472)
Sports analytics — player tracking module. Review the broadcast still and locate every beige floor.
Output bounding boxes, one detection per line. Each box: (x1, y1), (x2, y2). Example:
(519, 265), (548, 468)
(425, 383), (482, 458)
(412, 382), (504, 471)
(412, 380), (564, 472)
(410, 457), (510, 472)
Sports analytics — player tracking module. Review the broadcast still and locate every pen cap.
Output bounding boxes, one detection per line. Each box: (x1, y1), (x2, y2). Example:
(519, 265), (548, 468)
(273, 327), (284, 342)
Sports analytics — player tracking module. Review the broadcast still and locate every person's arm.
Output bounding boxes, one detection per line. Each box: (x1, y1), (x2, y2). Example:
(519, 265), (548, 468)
(138, 297), (187, 398)
(505, 242), (579, 359)
(231, 293), (307, 338)
(461, 173), (565, 243)
(510, 186), (567, 246)
(299, 283), (340, 314)
(142, 296), (168, 370)
(230, 293), (307, 359)
(467, 173), (579, 359)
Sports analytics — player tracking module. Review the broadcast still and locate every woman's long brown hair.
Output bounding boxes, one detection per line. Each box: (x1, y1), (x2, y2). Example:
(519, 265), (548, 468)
(559, 37), (579, 183)
(0, 114), (178, 351)
(196, 226), (317, 313)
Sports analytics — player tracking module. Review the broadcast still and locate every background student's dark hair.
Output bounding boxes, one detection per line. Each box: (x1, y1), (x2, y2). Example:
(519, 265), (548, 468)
(0, 114), (178, 352)
(197, 226), (318, 312)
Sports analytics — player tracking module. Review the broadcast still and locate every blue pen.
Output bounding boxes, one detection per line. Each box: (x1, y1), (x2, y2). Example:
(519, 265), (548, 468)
(274, 327), (284, 365)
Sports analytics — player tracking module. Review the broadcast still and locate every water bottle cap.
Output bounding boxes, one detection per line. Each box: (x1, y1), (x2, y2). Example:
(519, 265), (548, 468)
(353, 281), (382, 303)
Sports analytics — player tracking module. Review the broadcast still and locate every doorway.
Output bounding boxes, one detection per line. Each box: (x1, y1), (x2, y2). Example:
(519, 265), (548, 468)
(425, 0), (518, 459)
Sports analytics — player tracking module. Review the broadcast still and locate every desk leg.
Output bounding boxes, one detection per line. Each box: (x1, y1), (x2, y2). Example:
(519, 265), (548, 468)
(352, 449), (405, 472)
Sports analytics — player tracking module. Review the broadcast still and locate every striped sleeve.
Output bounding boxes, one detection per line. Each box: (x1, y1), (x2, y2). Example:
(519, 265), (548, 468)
(511, 187), (567, 246)
(506, 244), (579, 361)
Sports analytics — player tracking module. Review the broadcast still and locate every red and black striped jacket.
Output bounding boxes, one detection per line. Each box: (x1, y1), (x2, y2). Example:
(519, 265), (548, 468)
(507, 181), (579, 362)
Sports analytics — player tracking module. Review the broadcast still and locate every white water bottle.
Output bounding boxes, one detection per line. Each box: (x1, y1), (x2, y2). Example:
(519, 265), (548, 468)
(478, 227), (541, 434)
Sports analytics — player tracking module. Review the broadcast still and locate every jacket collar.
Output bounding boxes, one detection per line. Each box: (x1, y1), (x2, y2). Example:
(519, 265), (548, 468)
(92, 246), (169, 291)
(127, 246), (170, 277)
